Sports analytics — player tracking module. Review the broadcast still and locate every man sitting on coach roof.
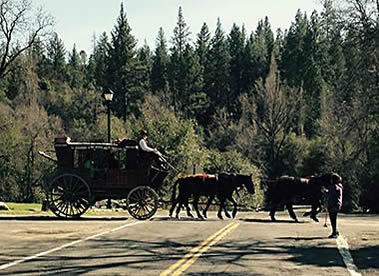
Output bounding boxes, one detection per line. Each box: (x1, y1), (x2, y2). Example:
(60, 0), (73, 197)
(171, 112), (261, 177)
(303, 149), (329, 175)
(138, 130), (165, 168)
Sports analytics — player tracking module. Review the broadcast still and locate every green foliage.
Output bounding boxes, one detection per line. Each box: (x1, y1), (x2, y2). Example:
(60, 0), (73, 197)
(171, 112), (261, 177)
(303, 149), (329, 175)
(131, 95), (207, 173)
(203, 149), (263, 209)
(88, 114), (130, 142)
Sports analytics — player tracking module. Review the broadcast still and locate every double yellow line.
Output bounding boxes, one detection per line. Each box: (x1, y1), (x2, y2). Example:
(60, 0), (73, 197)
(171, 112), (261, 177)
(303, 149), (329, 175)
(160, 222), (240, 276)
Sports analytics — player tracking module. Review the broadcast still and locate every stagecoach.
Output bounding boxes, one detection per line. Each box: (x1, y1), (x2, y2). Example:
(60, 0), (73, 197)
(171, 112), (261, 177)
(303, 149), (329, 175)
(39, 137), (169, 220)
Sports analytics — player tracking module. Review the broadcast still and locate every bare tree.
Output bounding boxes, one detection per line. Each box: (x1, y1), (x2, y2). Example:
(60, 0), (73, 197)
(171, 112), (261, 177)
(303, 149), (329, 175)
(252, 58), (300, 177)
(0, 0), (53, 79)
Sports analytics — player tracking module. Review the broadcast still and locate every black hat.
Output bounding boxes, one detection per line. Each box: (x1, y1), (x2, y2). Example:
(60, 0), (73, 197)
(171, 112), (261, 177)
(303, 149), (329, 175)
(140, 130), (148, 136)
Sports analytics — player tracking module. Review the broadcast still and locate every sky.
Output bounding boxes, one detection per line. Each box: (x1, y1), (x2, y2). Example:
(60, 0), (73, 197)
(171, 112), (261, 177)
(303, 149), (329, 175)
(33, 0), (322, 54)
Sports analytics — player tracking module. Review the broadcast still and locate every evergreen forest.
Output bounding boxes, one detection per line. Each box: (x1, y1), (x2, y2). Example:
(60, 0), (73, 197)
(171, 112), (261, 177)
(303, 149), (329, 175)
(1, 0), (379, 213)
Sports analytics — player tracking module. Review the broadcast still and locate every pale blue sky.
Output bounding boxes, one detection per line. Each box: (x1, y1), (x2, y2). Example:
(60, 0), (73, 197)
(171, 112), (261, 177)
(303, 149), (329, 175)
(33, 0), (322, 54)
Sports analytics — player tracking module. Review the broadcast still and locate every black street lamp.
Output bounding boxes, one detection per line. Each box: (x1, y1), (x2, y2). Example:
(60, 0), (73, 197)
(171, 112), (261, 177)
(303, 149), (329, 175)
(102, 88), (114, 143)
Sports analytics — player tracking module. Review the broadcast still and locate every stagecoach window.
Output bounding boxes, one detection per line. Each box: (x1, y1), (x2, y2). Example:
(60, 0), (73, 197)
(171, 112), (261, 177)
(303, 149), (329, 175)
(74, 150), (90, 168)
(93, 150), (106, 169)
(109, 150), (120, 169)
(119, 150), (127, 169)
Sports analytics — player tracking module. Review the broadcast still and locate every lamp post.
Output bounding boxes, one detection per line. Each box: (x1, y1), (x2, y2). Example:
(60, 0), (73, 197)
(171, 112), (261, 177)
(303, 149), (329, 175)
(102, 88), (114, 143)
(102, 88), (114, 210)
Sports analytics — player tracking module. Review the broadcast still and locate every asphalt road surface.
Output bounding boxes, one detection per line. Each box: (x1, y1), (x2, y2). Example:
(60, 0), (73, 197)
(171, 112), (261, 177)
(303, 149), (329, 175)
(0, 209), (378, 275)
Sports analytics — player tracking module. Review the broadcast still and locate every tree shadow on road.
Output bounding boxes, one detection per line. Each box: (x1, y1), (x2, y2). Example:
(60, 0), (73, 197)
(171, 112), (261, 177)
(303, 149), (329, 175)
(350, 245), (379, 270)
(2, 237), (347, 275)
(2, 229), (377, 275)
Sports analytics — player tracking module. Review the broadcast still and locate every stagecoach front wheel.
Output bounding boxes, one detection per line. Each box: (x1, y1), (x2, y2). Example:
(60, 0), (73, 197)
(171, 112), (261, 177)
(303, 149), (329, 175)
(126, 186), (159, 220)
(48, 173), (91, 218)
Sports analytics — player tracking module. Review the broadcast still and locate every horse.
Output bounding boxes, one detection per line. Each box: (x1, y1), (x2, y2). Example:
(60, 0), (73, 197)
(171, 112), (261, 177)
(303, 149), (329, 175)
(169, 174), (218, 220)
(267, 172), (342, 222)
(202, 173), (255, 219)
(169, 173), (255, 220)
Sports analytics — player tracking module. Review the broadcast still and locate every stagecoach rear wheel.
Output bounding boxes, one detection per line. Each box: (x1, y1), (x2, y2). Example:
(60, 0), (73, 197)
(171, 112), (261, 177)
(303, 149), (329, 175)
(48, 173), (91, 218)
(126, 186), (159, 220)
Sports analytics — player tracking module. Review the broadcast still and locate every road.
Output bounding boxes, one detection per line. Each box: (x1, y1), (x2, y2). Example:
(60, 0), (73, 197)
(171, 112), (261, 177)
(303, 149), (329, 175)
(0, 209), (378, 275)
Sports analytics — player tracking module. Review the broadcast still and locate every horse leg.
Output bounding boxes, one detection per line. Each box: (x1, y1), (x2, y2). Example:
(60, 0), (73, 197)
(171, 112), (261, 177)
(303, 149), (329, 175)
(310, 202), (320, 222)
(223, 203), (231, 218)
(175, 200), (182, 219)
(221, 197), (231, 218)
(184, 198), (194, 218)
(229, 196), (238, 218)
(193, 196), (204, 220)
(169, 197), (179, 217)
(269, 202), (277, 221)
(286, 202), (298, 222)
(217, 197), (225, 220)
(202, 195), (214, 218)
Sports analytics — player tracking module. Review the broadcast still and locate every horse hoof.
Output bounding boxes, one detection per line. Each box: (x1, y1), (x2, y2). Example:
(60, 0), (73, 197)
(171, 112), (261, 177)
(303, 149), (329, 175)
(311, 216), (319, 222)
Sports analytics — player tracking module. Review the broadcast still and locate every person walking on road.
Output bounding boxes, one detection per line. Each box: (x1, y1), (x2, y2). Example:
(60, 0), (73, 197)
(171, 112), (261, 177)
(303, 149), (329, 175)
(322, 173), (343, 238)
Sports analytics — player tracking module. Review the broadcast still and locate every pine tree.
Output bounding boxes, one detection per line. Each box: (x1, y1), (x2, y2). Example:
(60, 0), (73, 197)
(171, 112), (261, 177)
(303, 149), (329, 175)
(279, 10), (308, 87)
(67, 44), (84, 88)
(193, 23), (212, 124)
(279, 10), (309, 135)
(151, 28), (169, 94)
(87, 32), (109, 90)
(196, 23), (211, 69)
(182, 44), (206, 120)
(168, 6), (191, 110)
(46, 32), (67, 81)
(302, 11), (325, 137)
(136, 41), (152, 94)
(106, 3), (140, 119)
(205, 18), (231, 118)
(227, 23), (246, 119)
(241, 33), (258, 95)
(253, 18), (274, 81)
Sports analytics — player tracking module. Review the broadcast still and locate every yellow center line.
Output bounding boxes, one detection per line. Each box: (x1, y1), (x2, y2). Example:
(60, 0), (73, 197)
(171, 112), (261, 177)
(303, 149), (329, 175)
(160, 222), (240, 276)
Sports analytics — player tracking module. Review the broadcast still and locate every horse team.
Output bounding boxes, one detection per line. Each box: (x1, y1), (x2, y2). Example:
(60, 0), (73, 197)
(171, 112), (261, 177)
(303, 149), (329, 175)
(169, 172), (343, 222)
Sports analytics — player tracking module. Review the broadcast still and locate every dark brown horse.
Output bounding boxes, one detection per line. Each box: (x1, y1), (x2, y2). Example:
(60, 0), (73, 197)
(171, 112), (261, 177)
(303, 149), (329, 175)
(202, 173), (255, 219)
(169, 173), (255, 220)
(267, 172), (342, 222)
(169, 174), (217, 219)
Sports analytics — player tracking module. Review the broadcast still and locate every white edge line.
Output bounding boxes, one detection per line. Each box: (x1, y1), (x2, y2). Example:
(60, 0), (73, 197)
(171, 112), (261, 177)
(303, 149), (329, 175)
(0, 221), (144, 271)
(336, 235), (362, 276)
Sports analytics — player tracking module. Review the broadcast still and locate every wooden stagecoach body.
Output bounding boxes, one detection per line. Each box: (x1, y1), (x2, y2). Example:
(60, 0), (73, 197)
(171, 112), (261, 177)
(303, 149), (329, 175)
(42, 137), (169, 220)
